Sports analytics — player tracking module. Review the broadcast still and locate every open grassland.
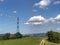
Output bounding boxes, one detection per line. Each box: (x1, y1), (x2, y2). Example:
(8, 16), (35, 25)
(0, 37), (41, 45)
(0, 37), (60, 45)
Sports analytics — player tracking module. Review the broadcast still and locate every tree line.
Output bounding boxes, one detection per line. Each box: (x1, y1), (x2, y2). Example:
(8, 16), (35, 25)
(0, 32), (23, 40)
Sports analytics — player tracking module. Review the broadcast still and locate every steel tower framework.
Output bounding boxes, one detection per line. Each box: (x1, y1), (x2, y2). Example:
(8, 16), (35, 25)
(17, 17), (19, 32)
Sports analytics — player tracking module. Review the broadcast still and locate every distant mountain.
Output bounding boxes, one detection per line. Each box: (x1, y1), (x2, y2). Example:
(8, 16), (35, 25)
(23, 33), (47, 38)
(0, 33), (47, 38)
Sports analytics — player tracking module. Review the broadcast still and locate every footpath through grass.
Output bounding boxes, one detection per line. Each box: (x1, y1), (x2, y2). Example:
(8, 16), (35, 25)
(0, 37), (41, 45)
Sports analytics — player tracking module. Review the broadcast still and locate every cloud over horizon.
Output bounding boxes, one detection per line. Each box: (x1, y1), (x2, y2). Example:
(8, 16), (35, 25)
(25, 14), (60, 25)
(25, 16), (47, 25)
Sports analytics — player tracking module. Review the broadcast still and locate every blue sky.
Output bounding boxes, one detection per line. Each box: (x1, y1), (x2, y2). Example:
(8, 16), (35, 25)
(0, 0), (60, 34)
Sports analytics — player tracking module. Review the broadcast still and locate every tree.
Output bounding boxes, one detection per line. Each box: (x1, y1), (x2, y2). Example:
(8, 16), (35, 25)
(14, 32), (23, 39)
(47, 31), (60, 43)
(3, 33), (10, 40)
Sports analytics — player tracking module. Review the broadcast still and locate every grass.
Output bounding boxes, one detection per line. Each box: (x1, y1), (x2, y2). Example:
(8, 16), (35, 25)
(0, 37), (60, 45)
(44, 40), (60, 45)
(0, 37), (41, 45)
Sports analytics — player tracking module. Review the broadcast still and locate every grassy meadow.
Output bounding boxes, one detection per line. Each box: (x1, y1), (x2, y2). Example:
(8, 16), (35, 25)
(0, 37), (60, 45)
(0, 37), (41, 45)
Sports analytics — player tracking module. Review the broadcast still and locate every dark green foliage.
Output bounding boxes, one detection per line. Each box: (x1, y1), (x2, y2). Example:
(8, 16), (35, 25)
(47, 31), (60, 43)
(3, 33), (10, 40)
(0, 36), (4, 40)
(0, 32), (23, 40)
(10, 35), (16, 39)
(14, 32), (23, 39)
(10, 32), (23, 39)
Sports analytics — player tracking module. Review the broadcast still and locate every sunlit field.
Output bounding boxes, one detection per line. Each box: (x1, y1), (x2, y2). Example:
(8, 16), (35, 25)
(0, 37), (41, 45)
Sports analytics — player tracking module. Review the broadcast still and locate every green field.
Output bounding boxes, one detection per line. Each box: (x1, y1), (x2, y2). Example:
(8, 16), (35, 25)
(44, 40), (60, 45)
(0, 37), (41, 45)
(0, 37), (60, 45)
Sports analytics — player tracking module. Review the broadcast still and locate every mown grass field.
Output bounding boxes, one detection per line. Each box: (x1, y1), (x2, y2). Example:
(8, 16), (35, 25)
(0, 37), (41, 45)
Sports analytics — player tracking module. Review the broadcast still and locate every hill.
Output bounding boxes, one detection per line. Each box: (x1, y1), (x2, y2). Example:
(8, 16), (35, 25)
(23, 33), (47, 37)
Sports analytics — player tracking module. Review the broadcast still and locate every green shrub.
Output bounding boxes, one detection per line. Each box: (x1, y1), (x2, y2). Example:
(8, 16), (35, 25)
(14, 32), (23, 39)
(47, 31), (60, 43)
(3, 33), (10, 40)
(0, 32), (23, 40)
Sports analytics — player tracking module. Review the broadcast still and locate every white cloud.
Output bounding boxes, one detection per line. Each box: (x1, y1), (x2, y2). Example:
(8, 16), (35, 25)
(57, 28), (60, 30)
(25, 16), (47, 25)
(25, 14), (60, 25)
(54, 1), (60, 5)
(0, 0), (4, 2)
(25, 22), (29, 24)
(54, 14), (60, 23)
(12, 11), (17, 14)
(46, 14), (60, 24)
(54, 14), (60, 19)
(48, 17), (55, 23)
(32, 9), (37, 12)
(34, 0), (51, 9)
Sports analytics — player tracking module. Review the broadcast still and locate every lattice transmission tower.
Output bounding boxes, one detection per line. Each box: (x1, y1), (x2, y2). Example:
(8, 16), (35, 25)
(17, 17), (19, 32)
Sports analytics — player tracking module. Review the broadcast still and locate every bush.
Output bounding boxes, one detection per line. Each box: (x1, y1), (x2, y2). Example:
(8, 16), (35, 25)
(0, 32), (23, 40)
(3, 33), (10, 40)
(10, 34), (16, 39)
(0, 36), (4, 40)
(14, 32), (23, 39)
(47, 31), (60, 43)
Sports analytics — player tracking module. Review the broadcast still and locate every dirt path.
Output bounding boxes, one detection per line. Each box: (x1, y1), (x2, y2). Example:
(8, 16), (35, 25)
(40, 39), (45, 45)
